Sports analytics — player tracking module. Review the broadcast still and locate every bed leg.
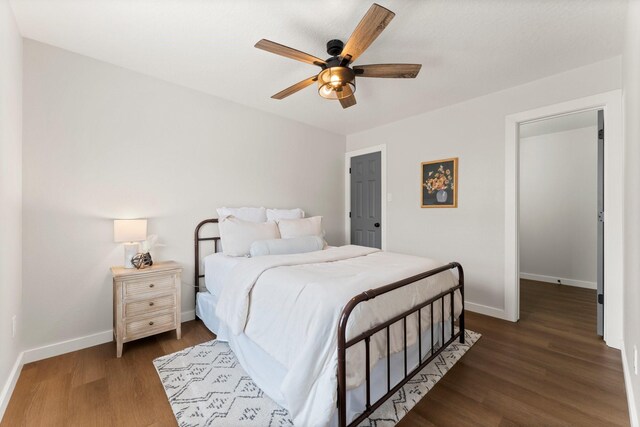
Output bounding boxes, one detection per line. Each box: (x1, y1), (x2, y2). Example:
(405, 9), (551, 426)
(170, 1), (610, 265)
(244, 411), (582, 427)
(459, 310), (465, 344)
(457, 262), (465, 344)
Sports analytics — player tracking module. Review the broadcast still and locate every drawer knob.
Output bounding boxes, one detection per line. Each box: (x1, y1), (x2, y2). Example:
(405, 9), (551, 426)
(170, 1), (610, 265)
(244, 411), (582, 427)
(149, 321), (154, 326)
(149, 284), (154, 288)
(149, 302), (154, 306)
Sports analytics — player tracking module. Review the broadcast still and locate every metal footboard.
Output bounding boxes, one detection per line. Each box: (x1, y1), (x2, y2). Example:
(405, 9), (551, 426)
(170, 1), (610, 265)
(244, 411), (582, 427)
(337, 262), (465, 427)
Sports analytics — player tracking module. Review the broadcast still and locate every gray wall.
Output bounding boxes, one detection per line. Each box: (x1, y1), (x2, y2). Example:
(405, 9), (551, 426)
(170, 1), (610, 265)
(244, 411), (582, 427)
(0, 0), (22, 417)
(346, 57), (621, 316)
(21, 40), (346, 350)
(623, 0), (640, 422)
(519, 126), (597, 287)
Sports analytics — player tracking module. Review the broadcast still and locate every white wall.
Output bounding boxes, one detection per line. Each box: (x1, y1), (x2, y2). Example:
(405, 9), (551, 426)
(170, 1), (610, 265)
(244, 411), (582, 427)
(346, 57), (621, 316)
(623, 0), (640, 424)
(519, 126), (597, 288)
(22, 40), (346, 350)
(0, 0), (22, 418)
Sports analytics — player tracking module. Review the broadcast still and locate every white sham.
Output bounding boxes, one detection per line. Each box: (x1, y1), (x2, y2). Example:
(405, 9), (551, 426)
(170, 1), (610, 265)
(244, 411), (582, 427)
(218, 216), (280, 257)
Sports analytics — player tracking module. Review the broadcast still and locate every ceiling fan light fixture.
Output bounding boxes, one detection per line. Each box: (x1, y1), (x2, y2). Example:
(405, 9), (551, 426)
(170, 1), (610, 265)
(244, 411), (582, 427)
(257, 4), (419, 109)
(317, 67), (355, 100)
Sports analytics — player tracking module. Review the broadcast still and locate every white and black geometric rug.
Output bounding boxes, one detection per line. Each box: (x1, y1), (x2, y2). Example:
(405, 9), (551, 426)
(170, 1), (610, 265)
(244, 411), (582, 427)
(153, 330), (480, 427)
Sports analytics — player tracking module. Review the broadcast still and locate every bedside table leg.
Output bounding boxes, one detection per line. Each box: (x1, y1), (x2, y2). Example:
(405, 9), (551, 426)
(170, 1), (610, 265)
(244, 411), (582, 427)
(117, 340), (123, 358)
(176, 323), (182, 340)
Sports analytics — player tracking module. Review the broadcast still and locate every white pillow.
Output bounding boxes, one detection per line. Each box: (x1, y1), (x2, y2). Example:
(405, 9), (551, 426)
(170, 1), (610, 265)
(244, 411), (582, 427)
(216, 207), (267, 223)
(266, 208), (305, 221)
(218, 216), (280, 257)
(250, 236), (324, 257)
(277, 216), (324, 239)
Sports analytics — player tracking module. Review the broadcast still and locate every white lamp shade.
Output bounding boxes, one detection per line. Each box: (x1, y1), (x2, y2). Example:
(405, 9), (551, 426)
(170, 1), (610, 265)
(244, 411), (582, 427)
(114, 219), (147, 242)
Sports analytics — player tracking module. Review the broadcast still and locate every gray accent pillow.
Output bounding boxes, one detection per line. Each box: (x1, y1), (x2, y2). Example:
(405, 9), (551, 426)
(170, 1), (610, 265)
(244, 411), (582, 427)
(250, 235), (325, 257)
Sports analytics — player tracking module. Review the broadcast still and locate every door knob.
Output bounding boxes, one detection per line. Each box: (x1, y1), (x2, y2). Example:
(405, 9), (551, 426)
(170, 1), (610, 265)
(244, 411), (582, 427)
(374, 223), (380, 228)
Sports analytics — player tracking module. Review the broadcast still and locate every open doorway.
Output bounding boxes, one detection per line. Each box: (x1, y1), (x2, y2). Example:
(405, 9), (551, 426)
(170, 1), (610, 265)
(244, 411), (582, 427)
(504, 90), (622, 348)
(518, 110), (603, 337)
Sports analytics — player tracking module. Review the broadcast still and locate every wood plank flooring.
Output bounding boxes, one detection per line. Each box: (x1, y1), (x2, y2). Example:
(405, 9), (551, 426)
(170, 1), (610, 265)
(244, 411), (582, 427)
(399, 280), (629, 426)
(2, 280), (629, 426)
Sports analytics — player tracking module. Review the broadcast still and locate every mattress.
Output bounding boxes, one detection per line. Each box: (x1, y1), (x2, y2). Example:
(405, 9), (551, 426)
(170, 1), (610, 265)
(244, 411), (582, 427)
(196, 290), (452, 426)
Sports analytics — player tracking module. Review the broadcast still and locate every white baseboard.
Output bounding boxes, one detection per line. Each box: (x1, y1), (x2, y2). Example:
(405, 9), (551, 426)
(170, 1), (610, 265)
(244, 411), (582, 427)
(465, 301), (509, 320)
(182, 310), (195, 322)
(520, 272), (597, 290)
(0, 352), (23, 422)
(23, 312), (197, 365)
(622, 343), (639, 427)
(23, 329), (113, 364)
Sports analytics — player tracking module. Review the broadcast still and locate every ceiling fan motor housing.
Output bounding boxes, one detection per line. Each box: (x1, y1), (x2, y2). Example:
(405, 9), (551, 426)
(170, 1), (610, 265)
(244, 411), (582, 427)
(326, 39), (344, 57)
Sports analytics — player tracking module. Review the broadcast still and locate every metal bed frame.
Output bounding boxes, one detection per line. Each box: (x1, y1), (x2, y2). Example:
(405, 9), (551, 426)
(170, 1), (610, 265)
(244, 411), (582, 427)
(194, 218), (220, 301)
(194, 218), (465, 427)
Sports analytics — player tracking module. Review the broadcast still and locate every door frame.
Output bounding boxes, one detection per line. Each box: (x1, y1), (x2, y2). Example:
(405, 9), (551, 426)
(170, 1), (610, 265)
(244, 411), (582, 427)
(504, 90), (623, 349)
(345, 145), (387, 250)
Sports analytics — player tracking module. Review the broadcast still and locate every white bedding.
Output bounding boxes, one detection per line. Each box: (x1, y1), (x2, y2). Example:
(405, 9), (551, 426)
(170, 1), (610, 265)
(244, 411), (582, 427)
(203, 252), (247, 295)
(195, 290), (223, 339)
(196, 290), (453, 426)
(215, 245), (462, 427)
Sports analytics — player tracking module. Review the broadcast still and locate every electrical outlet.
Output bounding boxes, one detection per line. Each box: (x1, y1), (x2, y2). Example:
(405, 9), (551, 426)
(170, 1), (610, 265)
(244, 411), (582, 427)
(387, 193), (393, 202)
(634, 345), (638, 375)
(11, 315), (16, 338)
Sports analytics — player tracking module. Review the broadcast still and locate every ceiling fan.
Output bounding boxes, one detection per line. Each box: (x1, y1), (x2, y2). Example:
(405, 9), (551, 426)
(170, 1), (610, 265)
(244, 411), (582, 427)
(255, 3), (422, 109)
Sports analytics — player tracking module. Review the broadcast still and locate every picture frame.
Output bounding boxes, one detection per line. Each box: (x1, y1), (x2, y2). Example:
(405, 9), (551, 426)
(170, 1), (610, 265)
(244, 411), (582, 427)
(421, 157), (458, 208)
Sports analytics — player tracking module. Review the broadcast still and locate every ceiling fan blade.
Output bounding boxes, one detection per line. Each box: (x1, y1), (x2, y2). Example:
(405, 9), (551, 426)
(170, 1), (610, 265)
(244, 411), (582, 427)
(340, 3), (395, 64)
(354, 64), (422, 78)
(255, 39), (326, 67)
(271, 75), (318, 100)
(339, 95), (357, 109)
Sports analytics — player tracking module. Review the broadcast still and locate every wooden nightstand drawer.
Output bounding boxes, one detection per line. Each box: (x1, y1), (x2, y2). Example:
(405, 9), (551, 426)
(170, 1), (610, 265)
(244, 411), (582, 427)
(125, 310), (176, 339)
(125, 293), (176, 318)
(123, 274), (175, 298)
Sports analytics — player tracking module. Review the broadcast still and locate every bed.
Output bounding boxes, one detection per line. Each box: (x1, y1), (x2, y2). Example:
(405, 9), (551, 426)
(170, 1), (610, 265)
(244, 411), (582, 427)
(194, 218), (465, 427)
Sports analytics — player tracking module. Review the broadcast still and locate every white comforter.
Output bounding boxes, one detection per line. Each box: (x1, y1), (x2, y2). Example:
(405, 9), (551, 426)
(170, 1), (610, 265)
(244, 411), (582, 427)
(216, 245), (462, 427)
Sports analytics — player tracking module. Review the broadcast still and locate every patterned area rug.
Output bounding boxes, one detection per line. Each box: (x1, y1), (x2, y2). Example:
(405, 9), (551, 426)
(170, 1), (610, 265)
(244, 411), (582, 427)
(153, 330), (480, 427)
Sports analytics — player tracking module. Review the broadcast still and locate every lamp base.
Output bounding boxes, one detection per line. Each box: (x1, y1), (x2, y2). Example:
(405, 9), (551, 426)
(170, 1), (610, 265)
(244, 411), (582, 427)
(123, 243), (139, 269)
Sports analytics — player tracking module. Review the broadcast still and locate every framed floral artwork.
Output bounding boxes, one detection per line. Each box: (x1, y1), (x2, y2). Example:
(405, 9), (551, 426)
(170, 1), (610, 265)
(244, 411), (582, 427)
(421, 157), (458, 208)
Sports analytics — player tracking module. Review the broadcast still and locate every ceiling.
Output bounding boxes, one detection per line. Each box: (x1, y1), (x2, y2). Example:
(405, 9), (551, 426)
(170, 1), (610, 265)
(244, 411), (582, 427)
(520, 110), (597, 139)
(10, 0), (628, 135)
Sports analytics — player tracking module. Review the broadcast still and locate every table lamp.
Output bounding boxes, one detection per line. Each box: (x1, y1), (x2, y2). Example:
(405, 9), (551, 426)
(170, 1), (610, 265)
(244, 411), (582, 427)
(114, 219), (147, 268)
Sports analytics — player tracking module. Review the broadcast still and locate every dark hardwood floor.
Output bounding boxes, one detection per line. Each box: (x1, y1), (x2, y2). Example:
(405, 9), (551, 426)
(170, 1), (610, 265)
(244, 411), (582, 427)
(2, 280), (629, 426)
(399, 279), (629, 427)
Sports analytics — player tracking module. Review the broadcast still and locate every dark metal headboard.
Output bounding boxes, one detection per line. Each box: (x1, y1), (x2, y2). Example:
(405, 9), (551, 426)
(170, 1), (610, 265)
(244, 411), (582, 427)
(194, 218), (220, 312)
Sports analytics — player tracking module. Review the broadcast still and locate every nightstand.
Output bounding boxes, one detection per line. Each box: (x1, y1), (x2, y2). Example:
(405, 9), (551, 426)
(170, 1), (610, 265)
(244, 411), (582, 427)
(111, 261), (183, 357)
